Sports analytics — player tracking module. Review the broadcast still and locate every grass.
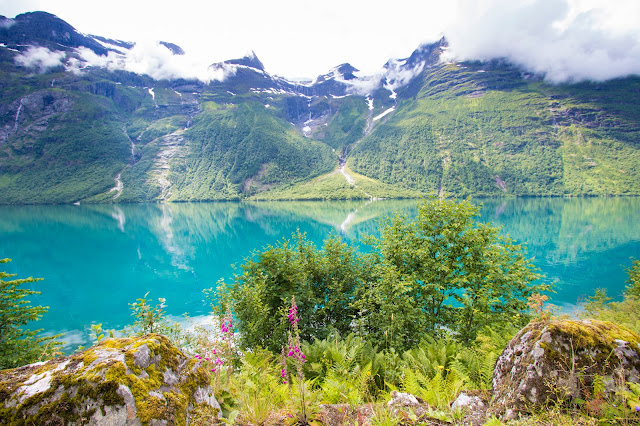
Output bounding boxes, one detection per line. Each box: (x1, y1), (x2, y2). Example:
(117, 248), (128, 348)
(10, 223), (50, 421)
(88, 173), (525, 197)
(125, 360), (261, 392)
(251, 165), (424, 201)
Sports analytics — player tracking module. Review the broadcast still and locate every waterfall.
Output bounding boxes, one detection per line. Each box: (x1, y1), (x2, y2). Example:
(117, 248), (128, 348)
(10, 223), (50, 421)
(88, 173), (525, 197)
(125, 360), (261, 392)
(13, 101), (23, 133)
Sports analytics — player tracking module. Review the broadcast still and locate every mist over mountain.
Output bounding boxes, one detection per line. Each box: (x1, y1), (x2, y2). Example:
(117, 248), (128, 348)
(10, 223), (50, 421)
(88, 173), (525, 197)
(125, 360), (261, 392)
(0, 10), (639, 204)
(444, 0), (640, 83)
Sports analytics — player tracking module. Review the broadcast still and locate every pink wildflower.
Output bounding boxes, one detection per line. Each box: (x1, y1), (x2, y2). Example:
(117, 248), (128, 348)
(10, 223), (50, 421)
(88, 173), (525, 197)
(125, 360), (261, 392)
(288, 298), (299, 325)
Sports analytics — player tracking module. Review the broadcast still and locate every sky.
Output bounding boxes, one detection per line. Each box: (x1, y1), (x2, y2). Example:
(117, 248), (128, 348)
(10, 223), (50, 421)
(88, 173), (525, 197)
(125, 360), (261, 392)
(1, 0), (639, 82)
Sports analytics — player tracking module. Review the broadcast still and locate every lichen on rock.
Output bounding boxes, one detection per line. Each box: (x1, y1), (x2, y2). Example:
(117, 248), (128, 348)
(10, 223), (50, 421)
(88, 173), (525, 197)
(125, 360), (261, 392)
(490, 319), (640, 420)
(0, 334), (220, 425)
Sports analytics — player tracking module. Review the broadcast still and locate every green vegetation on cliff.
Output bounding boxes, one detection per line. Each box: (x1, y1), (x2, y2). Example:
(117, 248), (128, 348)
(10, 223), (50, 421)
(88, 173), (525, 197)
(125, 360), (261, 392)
(165, 102), (335, 201)
(350, 64), (640, 196)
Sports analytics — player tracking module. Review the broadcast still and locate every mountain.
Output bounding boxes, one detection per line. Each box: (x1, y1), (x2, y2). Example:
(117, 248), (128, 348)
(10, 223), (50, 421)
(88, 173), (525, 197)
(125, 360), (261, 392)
(0, 11), (639, 204)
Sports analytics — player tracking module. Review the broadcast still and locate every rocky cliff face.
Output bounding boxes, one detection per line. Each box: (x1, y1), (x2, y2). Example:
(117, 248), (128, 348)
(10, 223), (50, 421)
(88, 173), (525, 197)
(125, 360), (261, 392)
(0, 334), (220, 425)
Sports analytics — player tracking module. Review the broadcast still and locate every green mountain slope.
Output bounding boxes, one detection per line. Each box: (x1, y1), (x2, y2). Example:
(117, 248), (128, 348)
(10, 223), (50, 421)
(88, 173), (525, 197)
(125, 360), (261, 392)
(349, 62), (640, 196)
(0, 74), (138, 204)
(165, 102), (335, 201)
(1, 12), (640, 204)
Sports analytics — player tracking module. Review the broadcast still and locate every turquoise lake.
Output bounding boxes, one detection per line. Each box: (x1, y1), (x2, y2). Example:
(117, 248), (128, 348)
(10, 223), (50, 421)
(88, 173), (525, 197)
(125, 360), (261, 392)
(1, 198), (639, 349)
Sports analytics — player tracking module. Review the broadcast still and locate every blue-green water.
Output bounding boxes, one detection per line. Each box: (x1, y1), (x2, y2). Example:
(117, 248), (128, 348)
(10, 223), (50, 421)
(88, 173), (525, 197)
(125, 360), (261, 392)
(1, 198), (639, 349)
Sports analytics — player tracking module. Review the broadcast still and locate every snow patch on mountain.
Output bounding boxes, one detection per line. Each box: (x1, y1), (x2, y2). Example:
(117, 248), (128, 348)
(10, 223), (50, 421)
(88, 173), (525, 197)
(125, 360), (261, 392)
(90, 37), (129, 55)
(373, 107), (395, 121)
(366, 96), (374, 111)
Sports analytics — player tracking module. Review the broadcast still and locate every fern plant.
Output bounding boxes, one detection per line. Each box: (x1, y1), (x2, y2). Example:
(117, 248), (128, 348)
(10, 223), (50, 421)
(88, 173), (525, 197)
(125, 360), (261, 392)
(320, 361), (373, 405)
(401, 367), (465, 409)
(450, 348), (497, 390)
(402, 336), (459, 378)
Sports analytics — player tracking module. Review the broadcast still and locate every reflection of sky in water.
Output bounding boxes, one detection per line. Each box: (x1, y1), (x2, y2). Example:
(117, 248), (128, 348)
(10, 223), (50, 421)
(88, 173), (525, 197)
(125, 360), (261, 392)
(1, 198), (639, 349)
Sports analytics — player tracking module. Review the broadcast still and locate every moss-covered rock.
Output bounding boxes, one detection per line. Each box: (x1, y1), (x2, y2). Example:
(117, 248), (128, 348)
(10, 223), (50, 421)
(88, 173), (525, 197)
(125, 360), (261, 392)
(490, 319), (640, 420)
(0, 334), (220, 425)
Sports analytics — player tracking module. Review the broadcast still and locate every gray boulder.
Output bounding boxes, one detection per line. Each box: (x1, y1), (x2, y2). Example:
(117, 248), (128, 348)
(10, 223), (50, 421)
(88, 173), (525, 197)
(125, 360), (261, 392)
(451, 391), (489, 425)
(490, 319), (640, 420)
(0, 334), (220, 425)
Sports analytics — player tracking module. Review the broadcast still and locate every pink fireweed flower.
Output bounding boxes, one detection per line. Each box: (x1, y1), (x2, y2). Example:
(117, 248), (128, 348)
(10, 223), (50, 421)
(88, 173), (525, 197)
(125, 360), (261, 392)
(281, 368), (287, 378)
(288, 298), (299, 325)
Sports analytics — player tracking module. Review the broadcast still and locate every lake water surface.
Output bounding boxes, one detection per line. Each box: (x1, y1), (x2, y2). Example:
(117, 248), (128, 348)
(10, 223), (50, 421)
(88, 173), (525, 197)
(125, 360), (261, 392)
(1, 198), (639, 349)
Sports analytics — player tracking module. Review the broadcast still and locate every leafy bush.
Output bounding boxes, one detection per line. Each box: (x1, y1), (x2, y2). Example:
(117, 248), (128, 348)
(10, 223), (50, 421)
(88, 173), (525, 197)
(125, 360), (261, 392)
(217, 232), (371, 352)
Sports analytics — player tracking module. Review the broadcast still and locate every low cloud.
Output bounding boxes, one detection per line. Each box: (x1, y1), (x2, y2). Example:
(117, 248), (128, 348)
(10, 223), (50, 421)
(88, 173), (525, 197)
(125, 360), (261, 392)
(14, 46), (66, 73)
(383, 59), (426, 92)
(337, 58), (426, 96)
(341, 73), (383, 96)
(0, 17), (15, 29)
(444, 0), (640, 83)
(72, 41), (231, 83)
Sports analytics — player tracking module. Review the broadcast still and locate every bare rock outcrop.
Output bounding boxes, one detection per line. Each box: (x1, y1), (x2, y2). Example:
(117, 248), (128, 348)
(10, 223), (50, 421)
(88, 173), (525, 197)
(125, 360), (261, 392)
(490, 319), (640, 420)
(0, 334), (220, 425)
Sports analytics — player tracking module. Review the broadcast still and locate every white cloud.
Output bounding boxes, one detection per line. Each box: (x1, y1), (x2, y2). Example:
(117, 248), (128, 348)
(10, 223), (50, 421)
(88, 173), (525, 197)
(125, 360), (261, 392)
(338, 72), (383, 96)
(14, 46), (65, 72)
(383, 59), (426, 92)
(3, 0), (640, 83)
(0, 0), (457, 79)
(444, 0), (640, 83)
(72, 42), (232, 82)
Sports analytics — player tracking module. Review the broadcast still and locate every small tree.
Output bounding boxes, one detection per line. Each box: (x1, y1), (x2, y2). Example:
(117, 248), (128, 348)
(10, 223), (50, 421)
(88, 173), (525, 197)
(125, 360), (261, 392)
(625, 259), (640, 299)
(219, 232), (371, 352)
(357, 198), (545, 349)
(0, 258), (60, 369)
